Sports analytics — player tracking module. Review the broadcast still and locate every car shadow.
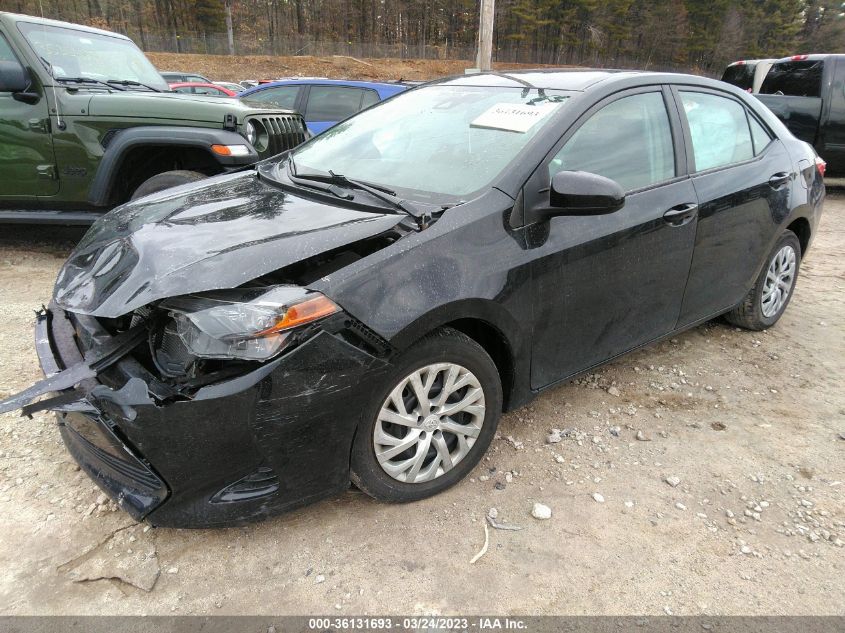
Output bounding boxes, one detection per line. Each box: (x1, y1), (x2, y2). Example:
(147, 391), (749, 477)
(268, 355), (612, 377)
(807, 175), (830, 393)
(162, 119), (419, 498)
(0, 225), (87, 254)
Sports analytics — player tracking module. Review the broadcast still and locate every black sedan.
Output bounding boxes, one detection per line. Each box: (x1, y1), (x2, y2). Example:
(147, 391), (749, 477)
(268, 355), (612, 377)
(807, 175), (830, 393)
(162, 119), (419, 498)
(0, 70), (825, 528)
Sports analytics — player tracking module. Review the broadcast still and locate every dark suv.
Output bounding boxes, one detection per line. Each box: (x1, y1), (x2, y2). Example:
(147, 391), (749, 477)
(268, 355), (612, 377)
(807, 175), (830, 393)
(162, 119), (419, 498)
(0, 12), (307, 224)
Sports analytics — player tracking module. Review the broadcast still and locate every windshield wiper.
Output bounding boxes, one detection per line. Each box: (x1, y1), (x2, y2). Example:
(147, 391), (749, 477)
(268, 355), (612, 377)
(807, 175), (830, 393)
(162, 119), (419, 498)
(287, 156), (431, 226)
(107, 79), (162, 92)
(55, 77), (126, 91)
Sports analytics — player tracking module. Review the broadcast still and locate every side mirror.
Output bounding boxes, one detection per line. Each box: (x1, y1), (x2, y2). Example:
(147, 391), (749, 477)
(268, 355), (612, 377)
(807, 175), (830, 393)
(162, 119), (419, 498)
(544, 170), (625, 218)
(0, 60), (30, 93)
(0, 61), (39, 103)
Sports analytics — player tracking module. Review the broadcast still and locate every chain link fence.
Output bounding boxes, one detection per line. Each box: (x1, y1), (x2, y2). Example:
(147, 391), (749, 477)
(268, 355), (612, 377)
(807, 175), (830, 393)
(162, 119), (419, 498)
(125, 29), (696, 74)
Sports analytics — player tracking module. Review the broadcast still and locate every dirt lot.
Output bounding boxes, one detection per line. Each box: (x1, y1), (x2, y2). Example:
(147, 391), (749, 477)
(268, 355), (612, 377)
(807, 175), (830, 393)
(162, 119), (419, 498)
(145, 51), (551, 83)
(0, 194), (842, 616)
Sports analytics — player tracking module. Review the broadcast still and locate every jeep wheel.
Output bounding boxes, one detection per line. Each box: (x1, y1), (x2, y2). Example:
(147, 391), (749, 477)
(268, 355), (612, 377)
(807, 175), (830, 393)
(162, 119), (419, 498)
(130, 170), (206, 201)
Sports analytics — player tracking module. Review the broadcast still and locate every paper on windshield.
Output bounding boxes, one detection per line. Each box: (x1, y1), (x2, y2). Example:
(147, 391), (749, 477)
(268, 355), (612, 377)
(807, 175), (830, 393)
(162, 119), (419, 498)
(470, 102), (560, 133)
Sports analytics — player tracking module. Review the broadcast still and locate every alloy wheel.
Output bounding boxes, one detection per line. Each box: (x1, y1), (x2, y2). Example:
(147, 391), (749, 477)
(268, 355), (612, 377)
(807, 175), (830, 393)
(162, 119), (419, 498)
(761, 244), (797, 318)
(373, 362), (486, 483)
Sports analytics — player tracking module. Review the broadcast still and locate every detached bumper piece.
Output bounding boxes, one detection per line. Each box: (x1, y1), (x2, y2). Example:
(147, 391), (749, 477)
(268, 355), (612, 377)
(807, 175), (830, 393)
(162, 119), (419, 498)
(0, 305), (387, 528)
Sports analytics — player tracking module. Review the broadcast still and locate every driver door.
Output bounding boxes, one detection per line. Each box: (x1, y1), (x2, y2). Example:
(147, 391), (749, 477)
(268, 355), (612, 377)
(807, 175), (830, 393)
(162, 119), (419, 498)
(526, 87), (698, 388)
(0, 32), (58, 199)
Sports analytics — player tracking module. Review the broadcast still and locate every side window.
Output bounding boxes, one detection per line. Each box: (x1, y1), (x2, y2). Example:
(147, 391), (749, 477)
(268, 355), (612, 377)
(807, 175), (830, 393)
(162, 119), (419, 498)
(187, 75), (207, 83)
(244, 86), (300, 109)
(0, 33), (17, 63)
(748, 115), (773, 155)
(680, 91), (753, 171)
(548, 91), (675, 192)
(305, 86), (364, 121)
(361, 89), (380, 109)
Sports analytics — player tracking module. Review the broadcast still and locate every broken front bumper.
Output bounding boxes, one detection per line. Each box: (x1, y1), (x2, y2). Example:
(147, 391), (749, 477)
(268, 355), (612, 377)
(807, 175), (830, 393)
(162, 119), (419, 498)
(32, 307), (386, 528)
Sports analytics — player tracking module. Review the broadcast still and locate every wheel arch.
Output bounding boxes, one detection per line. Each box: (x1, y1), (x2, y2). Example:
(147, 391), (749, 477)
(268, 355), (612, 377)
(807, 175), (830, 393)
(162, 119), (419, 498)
(389, 299), (530, 412)
(786, 216), (811, 257)
(87, 126), (258, 207)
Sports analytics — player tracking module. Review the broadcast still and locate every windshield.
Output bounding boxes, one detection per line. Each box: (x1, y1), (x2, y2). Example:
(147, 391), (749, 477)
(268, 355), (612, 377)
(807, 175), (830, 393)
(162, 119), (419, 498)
(759, 60), (823, 97)
(17, 21), (168, 89)
(291, 85), (570, 200)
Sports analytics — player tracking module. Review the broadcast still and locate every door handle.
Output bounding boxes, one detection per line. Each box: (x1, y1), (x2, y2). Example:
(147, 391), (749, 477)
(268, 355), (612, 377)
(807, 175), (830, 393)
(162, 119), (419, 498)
(663, 203), (698, 227)
(768, 172), (790, 188)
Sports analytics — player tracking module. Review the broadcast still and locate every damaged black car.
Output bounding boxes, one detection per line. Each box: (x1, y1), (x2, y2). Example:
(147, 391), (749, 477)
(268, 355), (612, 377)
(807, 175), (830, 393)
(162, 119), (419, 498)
(1, 71), (824, 527)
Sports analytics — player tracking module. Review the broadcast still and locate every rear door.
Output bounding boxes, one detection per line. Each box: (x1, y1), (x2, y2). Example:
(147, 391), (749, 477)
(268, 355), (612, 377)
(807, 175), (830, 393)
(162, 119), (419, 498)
(527, 87), (699, 387)
(0, 31), (58, 199)
(673, 87), (794, 327)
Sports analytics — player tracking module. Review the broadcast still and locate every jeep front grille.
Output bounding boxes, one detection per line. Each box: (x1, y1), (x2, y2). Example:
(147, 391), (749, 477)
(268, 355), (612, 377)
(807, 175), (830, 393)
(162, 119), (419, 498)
(253, 115), (308, 157)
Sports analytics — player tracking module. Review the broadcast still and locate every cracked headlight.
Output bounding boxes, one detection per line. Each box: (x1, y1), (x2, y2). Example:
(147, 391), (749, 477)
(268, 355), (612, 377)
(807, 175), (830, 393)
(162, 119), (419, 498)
(158, 286), (339, 361)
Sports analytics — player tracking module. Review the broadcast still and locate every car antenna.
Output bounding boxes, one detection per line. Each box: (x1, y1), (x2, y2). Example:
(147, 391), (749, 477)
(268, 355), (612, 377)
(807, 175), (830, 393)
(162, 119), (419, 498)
(37, 1), (65, 130)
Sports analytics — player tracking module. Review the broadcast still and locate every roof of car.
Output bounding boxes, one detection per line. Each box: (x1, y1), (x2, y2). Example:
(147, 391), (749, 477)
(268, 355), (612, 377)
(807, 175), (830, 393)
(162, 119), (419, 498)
(169, 82), (230, 89)
(726, 59), (776, 65)
(431, 69), (726, 92)
(0, 11), (130, 39)
(240, 78), (410, 97)
(770, 54), (845, 63)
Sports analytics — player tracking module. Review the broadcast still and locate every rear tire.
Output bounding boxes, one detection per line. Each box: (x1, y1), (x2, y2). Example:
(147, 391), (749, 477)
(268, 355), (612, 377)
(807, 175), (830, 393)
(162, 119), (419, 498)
(350, 328), (502, 503)
(130, 170), (206, 201)
(725, 230), (801, 331)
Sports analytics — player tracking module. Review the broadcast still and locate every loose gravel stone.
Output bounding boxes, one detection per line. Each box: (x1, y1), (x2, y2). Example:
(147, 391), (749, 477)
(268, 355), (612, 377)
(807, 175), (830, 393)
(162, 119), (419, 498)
(531, 503), (552, 520)
(592, 492), (605, 503)
(665, 476), (681, 488)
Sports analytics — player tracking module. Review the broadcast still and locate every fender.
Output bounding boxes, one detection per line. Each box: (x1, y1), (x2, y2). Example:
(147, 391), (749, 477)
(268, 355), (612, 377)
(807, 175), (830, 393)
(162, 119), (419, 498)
(390, 298), (533, 411)
(87, 126), (259, 206)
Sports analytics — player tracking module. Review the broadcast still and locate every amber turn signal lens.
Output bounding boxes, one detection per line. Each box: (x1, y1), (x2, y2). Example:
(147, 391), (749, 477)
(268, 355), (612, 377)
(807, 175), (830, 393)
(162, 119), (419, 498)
(257, 294), (339, 335)
(211, 144), (250, 157)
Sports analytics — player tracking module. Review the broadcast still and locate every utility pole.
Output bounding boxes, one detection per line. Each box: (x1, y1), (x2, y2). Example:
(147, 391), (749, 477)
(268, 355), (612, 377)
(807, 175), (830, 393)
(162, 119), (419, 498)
(475, 0), (495, 72)
(224, 0), (235, 56)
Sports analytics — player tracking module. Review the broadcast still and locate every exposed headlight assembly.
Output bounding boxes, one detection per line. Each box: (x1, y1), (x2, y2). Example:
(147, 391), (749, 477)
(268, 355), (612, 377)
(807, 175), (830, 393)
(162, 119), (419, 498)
(158, 286), (339, 361)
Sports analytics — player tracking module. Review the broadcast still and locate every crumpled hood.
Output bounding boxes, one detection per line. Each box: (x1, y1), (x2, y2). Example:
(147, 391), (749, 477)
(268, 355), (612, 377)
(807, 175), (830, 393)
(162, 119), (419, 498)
(54, 171), (403, 318)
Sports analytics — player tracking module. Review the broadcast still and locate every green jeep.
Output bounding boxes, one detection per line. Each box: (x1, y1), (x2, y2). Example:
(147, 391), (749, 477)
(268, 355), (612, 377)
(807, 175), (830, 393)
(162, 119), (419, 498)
(0, 12), (307, 224)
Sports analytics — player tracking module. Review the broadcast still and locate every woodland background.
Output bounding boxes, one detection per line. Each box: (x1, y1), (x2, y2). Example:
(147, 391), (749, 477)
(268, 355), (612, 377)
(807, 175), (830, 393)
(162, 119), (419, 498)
(1, 0), (843, 74)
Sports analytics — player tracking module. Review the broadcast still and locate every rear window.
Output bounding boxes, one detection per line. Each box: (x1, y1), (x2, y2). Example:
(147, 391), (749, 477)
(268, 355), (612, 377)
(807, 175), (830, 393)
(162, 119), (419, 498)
(759, 61), (824, 97)
(722, 63), (755, 90)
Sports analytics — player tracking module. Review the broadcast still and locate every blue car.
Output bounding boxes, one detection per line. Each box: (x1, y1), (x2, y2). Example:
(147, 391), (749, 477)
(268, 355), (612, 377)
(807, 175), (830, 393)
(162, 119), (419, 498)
(239, 79), (409, 134)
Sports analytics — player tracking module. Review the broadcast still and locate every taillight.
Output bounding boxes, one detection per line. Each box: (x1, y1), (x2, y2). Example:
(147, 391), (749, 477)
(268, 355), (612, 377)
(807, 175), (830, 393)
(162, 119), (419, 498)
(815, 156), (826, 177)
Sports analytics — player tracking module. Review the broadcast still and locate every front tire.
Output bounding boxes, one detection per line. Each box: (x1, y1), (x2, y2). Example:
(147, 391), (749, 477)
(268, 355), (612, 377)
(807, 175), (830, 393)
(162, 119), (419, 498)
(725, 230), (801, 331)
(350, 328), (502, 503)
(130, 170), (206, 201)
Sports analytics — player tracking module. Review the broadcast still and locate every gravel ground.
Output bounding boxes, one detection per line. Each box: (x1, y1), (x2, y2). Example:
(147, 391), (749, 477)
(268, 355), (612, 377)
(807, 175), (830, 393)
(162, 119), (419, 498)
(0, 194), (842, 616)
